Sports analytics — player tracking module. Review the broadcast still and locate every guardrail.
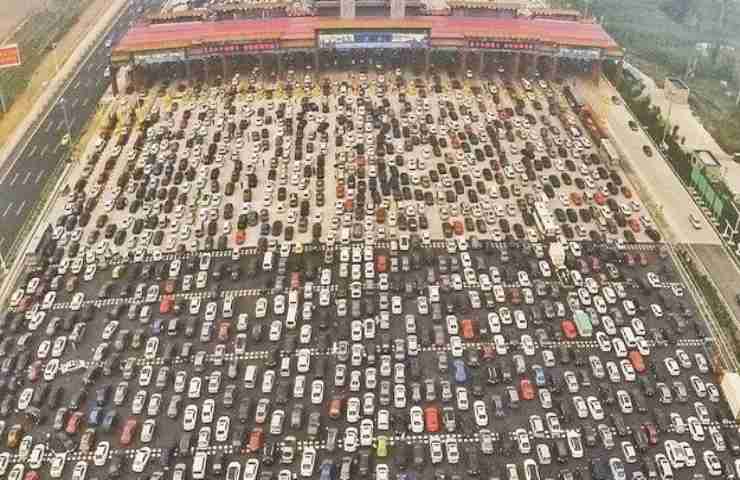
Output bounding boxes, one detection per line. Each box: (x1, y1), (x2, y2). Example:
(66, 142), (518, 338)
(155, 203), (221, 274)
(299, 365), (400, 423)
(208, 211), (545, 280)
(667, 242), (739, 371)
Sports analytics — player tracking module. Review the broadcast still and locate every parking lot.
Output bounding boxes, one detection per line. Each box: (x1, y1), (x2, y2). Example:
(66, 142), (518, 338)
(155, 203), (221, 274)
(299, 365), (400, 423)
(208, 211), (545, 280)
(0, 65), (736, 480)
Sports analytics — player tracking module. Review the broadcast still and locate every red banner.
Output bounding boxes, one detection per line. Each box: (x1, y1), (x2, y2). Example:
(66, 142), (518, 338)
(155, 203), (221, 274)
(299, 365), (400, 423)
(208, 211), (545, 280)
(0, 44), (21, 69)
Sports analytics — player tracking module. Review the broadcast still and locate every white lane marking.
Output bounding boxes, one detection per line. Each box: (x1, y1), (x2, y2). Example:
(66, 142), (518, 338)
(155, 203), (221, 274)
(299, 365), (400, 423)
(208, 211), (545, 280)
(16, 200), (26, 216)
(0, 237), (5, 249)
(83, 98), (89, 107)
(46, 121), (55, 133)
(28, 145), (38, 157)
(70, 98), (79, 108)
(40, 144), (49, 157)
(22, 172), (32, 184)
(53, 143), (62, 154)
(35, 170), (45, 184)
(9, 173), (19, 186)
(2, 202), (14, 217)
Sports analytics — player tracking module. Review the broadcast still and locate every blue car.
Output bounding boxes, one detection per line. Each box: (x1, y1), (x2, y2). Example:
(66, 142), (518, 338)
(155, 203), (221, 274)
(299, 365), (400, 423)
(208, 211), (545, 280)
(151, 318), (163, 336)
(452, 359), (468, 384)
(319, 460), (336, 480)
(532, 365), (547, 387)
(88, 407), (104, 426)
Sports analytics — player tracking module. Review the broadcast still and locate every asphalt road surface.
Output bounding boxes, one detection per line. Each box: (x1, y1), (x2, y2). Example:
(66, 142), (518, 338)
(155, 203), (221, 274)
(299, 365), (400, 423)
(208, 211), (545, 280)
(0, 2), (148, 252)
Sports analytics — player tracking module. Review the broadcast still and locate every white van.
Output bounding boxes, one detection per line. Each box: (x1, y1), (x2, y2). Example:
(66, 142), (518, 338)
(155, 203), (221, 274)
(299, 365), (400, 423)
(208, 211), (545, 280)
(192, 452), (208, 480)
(243, 365), (258, 389)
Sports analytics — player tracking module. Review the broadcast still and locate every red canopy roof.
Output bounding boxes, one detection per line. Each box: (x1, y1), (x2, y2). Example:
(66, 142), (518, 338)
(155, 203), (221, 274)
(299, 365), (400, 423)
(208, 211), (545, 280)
(114, 16), (618, 54)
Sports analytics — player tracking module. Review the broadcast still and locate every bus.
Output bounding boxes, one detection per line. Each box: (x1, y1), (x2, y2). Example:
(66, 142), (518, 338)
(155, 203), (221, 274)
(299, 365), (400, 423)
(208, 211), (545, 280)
(573, 310), (593, 338)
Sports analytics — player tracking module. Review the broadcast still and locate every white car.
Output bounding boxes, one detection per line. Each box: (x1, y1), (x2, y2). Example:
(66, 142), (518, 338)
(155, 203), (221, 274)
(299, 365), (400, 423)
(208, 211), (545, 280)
(93, 442), (109, 467)
(429, 436), (444, 464)
(216, 416), (231, 442)
(297, 349), (311, 373)
(71, 461), (87, 480)
(473, 400), (489, 426)
(183, 404), (198, 431)
(311, 380), (324, 404)
(343, 428), (359, 453)
(244, 459), (260, 480)
(410, 406), (424, 433)
(347, 397), (361, 423)
(516, 428), (531, 454)
(140, 419), (156, 443)
(445, 437), (460, 464)
(50, 453), (67, 478)
(255, 298), (268, 318)
(132, 447), (151, 473)
(359, 419), (374, 447)
(376, 464), (389, 480)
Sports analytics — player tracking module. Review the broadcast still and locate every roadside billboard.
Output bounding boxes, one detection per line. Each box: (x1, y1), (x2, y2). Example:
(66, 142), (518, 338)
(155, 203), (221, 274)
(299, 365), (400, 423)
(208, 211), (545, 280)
(0, 44), (22, 69)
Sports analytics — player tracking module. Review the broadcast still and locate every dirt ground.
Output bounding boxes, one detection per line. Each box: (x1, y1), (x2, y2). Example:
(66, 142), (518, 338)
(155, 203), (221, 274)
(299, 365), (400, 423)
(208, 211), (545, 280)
(0, 0), (111, 146)
(0, 0), (48, 42)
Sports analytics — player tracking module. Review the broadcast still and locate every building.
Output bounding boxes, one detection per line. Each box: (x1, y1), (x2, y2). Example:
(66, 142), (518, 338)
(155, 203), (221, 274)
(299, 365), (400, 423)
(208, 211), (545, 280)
(691, 149), (722, 182)
(665, 77), (689, 105)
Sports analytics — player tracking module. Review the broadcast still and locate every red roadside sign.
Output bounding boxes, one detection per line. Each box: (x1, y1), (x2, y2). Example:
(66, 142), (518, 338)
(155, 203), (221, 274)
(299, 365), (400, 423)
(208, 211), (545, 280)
(0, 44), (22, 69)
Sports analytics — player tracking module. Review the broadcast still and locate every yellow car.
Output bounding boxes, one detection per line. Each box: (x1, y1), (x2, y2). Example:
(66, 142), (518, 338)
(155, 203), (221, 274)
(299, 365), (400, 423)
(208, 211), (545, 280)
(376, 435), (389, 458)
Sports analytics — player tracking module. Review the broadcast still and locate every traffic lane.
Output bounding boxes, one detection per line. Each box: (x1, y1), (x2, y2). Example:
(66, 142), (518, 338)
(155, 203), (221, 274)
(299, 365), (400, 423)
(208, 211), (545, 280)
(0, 65), (107, 187)
(577, 79), (718, 245)
(0, 4), (134, 181)
(0, 69), (110, 244)
(691, 243), (740, 320)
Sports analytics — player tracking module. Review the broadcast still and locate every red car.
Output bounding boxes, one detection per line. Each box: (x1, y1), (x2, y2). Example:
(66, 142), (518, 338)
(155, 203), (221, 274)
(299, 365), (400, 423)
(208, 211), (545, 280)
(247, 428), (264, 452)
(561, 320), (578, 340)
(120, 418), (138, 446)
(480, 345), (496, 362)
(23, 472), (40, 480)
(424, 406), (440, 433)
(159, 295), (174, 314)
(629, 351), (646, 373)
(460, 319), (476, 340)
(27, 360), (42, 382)
(65, 411), (85, 435)
(642, 422), (658, 445)
(375, 255), (387, 273)
(235, 230), (246, 245)
(217, 322), (231, 342)
(623, 253), (635, 267)
(519, 378), (535, 400)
